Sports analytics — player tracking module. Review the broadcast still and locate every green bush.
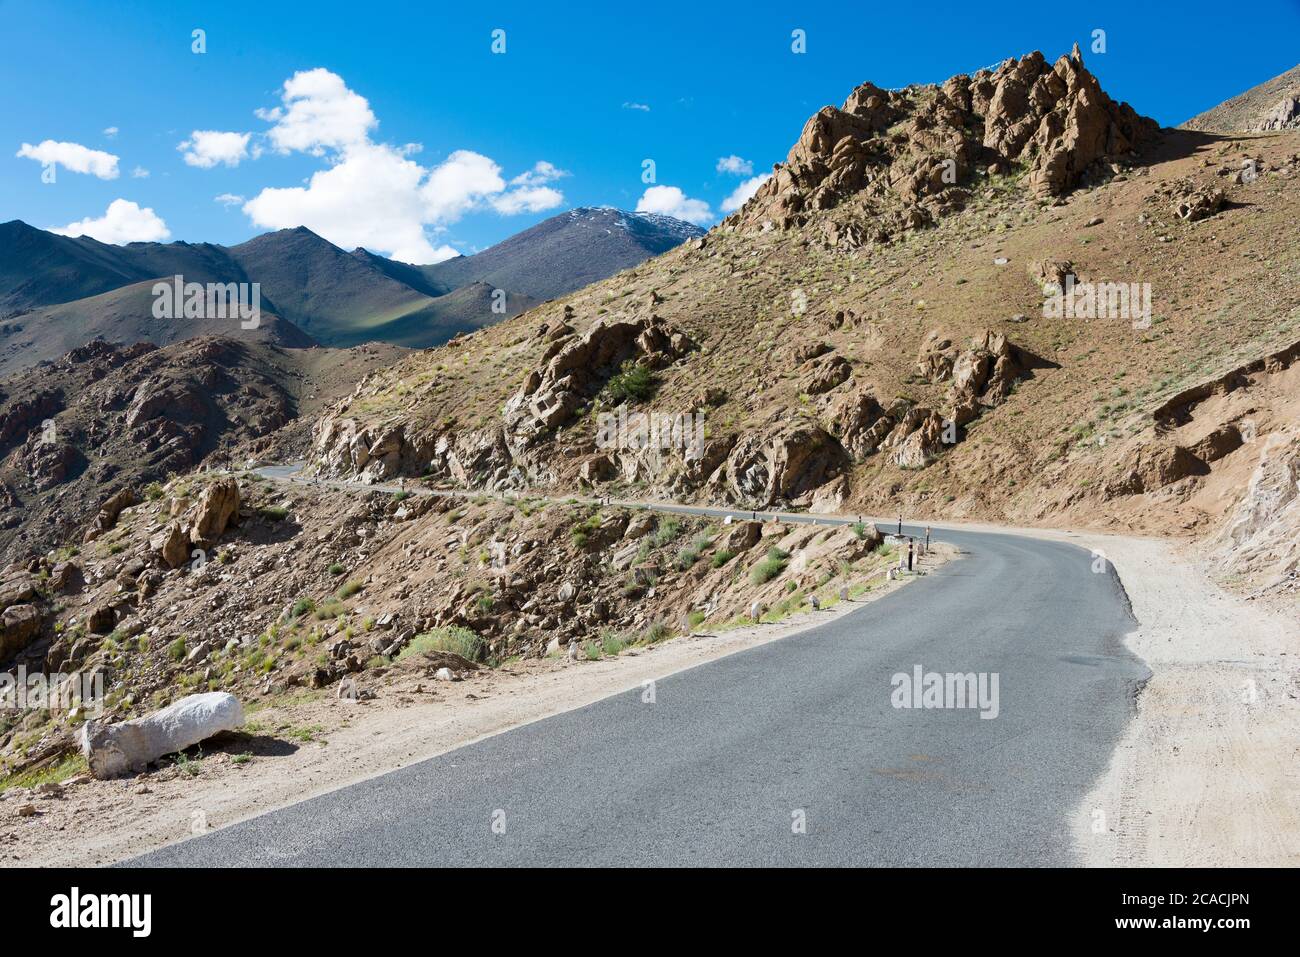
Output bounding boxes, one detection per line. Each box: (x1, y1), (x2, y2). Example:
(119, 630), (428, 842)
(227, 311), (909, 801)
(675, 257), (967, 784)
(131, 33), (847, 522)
(257, 505), (290, 521)
(288, 597), (316, 619)
(167, 637), (187, 662)
(600, 630), (627, 656)
(750, 547), (789, 585)
(711, 549), (736, 568)
(571, 512), (602, 548)
(327, 562), (346, 576)
(641, 621), (672, 644)
(651, 518), (682, 548)
(336, 580), (364, 599)
(398, 626), (486, 663)
(604, 360), (656, 404)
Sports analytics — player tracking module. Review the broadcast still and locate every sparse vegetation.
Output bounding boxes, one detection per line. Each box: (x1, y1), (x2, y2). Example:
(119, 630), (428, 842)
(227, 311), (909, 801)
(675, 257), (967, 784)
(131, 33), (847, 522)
(399, 626), (486, 663)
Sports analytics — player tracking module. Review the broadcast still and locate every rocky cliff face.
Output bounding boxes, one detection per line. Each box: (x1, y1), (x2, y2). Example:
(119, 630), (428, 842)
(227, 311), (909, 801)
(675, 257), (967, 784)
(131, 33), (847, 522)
(729, 46), (1157, 245)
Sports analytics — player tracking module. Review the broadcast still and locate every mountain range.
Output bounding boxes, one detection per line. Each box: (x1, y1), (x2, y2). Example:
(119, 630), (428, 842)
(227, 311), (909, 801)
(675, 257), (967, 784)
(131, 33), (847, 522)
(0, 207), (704, 375)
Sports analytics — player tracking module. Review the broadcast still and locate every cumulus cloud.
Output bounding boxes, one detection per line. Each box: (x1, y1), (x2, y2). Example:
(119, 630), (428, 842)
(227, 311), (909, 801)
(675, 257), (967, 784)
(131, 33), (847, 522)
(131, 166), (150, 178)
(241, 69), (567, 263)
(716, 155), (753, 176)
(622, 102), (650, 112)
(635, 185), (712, 225)
(214, 193), (245, 207)
(720, 173), (772, 213)
(260, 68), (377, 155)
(50, 199), (170, 244)
(510, 160), (568, 188)
(16, 140), (119, 179)
(179, 130), (252, 168)
(491, 186), (564, 215)
(103, 126), (119, 138)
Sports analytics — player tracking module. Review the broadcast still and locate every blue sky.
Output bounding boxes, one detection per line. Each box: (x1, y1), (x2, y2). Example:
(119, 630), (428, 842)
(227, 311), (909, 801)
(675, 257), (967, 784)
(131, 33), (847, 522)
(3, 0), (1297, 262)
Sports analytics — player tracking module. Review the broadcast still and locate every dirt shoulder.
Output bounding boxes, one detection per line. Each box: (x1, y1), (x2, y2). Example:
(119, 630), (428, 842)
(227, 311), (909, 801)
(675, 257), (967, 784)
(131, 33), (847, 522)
(912, 516), (1300, 867)
(0, 543), (955, 867)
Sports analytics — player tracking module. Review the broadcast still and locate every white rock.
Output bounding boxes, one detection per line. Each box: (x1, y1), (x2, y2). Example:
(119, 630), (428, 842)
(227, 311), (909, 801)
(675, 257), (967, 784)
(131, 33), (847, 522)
(79, 692), (244, 779)
(434, 667), (455, 681)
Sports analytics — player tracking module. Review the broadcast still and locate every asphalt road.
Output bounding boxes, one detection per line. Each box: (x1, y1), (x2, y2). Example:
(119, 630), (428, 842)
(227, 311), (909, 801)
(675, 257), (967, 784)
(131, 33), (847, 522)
(129, 469), (1146, 866)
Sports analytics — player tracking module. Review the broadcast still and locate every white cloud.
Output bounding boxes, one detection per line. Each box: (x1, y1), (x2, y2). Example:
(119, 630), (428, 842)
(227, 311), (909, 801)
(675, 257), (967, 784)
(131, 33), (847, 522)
(636, 185), (712, 225)
(241, 70), (567, 263)
(16, 140), (119, 179)
(509, 160), (568, 188)
(418, 149), (507, 223)
(50, 199), (169, 244)
(103, 126), (119, 138)
(622, 102), (650, 112)
(179, 130), (251, 168)
(716, 155), (753, 176)
(491, 186), (564, 215)
(131, 166), (150, 178)
(214, 193), (245, 207)
(720, 173), (772, 213)
(262, 68), (377, 155)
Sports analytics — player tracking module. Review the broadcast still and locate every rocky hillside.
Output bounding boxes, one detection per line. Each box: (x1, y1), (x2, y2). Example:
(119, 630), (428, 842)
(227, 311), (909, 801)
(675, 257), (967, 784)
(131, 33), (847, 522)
(1182, 64), (1300, 133)
(0, 336), (401, 562)
(0, 468), (906, 782)
(301, 48), (1300, 597)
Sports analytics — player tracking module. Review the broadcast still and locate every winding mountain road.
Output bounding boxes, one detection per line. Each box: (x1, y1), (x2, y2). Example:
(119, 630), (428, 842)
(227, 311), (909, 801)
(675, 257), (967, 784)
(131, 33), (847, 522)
(128, 466), (1147, 866)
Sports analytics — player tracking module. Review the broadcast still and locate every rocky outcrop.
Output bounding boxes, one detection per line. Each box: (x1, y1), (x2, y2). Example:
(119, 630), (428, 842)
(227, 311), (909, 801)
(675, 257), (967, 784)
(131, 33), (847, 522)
(712, 424), (848, 507)
(730, 46), (1156, 237)
(189, 478), (240, 546)
(504, 316), (694, 446)
(943, 330), (1033, 425)
(1167, 179), (1226, 222)
(83, 488), (138, 542)
(1105, 444), (1211, 496)
(150, 521), (190, 569)
(0, 603), (43, 660)
(1212, 430), (1300, 587)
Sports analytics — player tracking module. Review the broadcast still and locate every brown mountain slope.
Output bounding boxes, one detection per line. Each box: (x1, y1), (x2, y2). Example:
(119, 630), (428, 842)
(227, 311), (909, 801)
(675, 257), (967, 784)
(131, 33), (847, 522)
(301, 51), (1300, 590)
(0, 336), (402, 561)
(0, 279), (315, 380)
(1182, 64), (1300, 133)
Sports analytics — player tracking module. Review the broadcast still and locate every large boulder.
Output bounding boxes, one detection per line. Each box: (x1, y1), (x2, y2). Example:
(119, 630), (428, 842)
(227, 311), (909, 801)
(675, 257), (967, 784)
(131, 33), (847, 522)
(150, 521), (190, 568)
(79, 691), (244, 779)
(0, 603), (43, 660)
(190, 478), (240, 545)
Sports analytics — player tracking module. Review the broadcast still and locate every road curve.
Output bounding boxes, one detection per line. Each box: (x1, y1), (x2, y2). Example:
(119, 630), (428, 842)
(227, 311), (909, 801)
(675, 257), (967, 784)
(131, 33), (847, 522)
(128, 468), (1147, 866)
